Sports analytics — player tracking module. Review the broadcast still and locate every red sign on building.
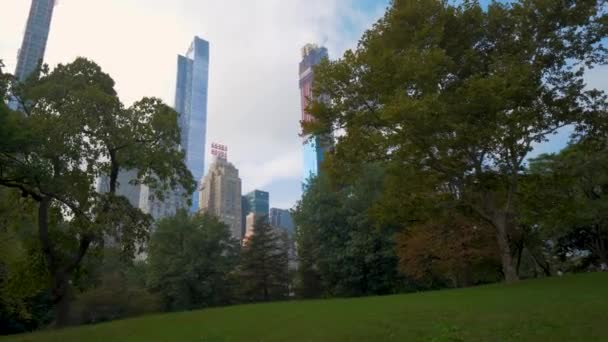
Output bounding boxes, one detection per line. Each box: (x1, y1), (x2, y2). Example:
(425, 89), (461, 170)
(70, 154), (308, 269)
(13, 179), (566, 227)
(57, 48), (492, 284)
(211, 142), (228, 160)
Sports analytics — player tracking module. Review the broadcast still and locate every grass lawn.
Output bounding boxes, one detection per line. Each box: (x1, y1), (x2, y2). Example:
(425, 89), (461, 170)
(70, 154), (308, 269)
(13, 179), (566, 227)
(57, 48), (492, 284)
(4, 272), (608, 342)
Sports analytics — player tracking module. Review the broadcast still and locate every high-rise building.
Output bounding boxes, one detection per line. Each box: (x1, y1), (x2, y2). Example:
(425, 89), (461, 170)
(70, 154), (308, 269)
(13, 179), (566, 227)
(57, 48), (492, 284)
(244, 190), (269, 218)
(199, 157), (242, 240)
(141, 184), (187, 221)
(269, 208), (294, 234)
(14, 0), (56, 82)
(97, 169), (145, 209)
(174, 36), (210, 213)
(299, 43), (330, 183)
(242, 190), (269, 238)
(241, 196), (250, 237)
(243, 212), (257, 244)
(96, 170), (185, 222)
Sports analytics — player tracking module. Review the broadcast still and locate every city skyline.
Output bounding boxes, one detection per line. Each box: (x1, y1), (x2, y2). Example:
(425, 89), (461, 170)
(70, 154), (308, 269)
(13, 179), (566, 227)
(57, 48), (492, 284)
(1, 0), (596, 209)
(0, 0), (391, 210)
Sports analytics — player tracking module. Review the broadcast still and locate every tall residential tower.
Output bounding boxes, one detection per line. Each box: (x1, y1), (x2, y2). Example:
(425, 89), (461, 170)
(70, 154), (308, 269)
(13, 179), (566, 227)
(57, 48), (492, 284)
(175, 36), (210, 213)
(299, 44), (329, 183)
(15, 0), (56, 82)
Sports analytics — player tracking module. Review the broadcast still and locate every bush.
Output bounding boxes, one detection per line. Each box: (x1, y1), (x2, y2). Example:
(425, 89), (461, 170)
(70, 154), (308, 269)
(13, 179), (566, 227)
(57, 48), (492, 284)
(68, 273), (161, 325)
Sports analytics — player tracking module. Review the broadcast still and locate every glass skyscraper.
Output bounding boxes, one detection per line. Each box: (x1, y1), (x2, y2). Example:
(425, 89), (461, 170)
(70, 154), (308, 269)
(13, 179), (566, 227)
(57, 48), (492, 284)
(174, 36), (210, 213)
(241, 190), (269, 237)
(244, 190), (269, 218)
(15, 0), (56, 82)
(299, 44), (330, 184)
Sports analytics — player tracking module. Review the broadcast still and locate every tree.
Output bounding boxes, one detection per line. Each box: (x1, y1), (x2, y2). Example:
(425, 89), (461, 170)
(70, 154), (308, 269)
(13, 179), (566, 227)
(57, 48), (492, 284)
(0, 189), (53, 334)
(526, 142), (608, 270)
(396, 212), (501, 289)
(0, 58), (194, 326)
(147, 211), (240, 311)
(293, 165), (403, 297)
(68, 248), (161, 325)
(239, 217), (289, 302)
(306, 0), (608, 282)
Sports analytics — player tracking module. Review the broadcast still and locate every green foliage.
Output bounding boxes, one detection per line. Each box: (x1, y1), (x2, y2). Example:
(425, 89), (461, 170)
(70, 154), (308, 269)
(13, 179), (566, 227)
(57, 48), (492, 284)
(293, 165), (403, 297)
(305, 0), (608, 282)
(526, 142), (608, 269)
(147, 211), (240, 311)
(0, 57), (194, 326)
(0, 189), (52, 333)
(68, 272), (161, 326)
(239, 217), (289, 302)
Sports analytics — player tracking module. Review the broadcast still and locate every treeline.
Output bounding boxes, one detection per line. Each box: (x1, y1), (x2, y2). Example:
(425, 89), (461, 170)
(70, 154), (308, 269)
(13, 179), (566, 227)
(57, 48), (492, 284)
(292, 0), (608, 296)
(0, 57), (292, 333)
(0, 203), (291, 333)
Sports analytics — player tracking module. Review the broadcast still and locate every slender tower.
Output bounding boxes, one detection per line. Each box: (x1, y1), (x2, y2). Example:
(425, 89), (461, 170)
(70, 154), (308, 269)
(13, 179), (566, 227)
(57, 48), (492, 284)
(15, 0), (56, 81)
(174, 36), (210, 213)
(299, 43), (329, 184)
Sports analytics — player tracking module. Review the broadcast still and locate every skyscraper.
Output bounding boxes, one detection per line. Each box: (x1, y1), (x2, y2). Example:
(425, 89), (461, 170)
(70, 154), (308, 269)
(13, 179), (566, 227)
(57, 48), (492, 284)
(299, 43), (330, 183)
(15, 0), (56, 82)
(269, 208), (295, 234)
(241, 196), (250, 237)
(244, 190), (269, 218)
(175, 36), (210, 213)
(199, 157), (242, 240)
(242, 189), (269, 238)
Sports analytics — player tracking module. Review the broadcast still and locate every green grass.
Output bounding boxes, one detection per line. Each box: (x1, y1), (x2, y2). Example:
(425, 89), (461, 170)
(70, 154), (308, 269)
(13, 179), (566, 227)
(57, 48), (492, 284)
(4, 272), (608, 342)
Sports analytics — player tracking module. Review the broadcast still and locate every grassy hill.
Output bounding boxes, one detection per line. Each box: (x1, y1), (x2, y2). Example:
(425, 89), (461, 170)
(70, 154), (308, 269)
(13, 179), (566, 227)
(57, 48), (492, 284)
(4, 272), (608, 342)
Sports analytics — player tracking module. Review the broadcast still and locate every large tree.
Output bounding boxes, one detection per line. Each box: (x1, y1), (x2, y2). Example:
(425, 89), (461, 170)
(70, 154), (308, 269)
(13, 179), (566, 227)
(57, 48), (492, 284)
(147, 211), (240, 311)
(306, 0), (608, 282)
(293, 165), (403, 297)
(239, 217), (289, 302)
(526, 142), (608, 270)
(0, 58), (194, 326)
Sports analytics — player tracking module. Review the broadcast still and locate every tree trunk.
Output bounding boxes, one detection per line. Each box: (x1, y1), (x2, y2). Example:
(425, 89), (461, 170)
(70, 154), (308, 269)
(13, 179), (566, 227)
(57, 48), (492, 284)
(52, 271), (72, 328)
(515, 240), (524, 276)
(594, 227), (607, 271)
(494, 215), (519, 283)
(38, 196), (80, 328)
(529, 249), (552, 277)
(598, 247), (608, 271)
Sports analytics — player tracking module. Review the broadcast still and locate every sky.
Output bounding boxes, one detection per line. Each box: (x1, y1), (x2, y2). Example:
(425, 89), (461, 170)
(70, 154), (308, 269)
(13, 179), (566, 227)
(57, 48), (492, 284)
(2, 0), (607, 209)
(1, 0), (389, 209)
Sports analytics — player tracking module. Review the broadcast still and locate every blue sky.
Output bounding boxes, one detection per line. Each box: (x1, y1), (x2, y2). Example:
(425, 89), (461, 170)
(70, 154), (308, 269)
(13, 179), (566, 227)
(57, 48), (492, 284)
(1, 0), (605, 209)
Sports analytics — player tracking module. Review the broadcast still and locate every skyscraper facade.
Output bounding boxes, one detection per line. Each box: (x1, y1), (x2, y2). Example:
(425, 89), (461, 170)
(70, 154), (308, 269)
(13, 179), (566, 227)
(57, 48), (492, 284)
(97, 170), (186, 222)
(269, 208), (295, 234)
(175, 36), (210, 213)
(241, 196), (250, 237)
(299, 43), (329, 183)
(199, 158), (243, 240)
(14, 0), (56, 82)
(244, 190), (269, 218)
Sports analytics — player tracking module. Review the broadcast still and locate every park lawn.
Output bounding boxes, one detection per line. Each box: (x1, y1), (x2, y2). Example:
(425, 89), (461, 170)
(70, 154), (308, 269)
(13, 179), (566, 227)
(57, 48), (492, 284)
(4, 272), (608, 342)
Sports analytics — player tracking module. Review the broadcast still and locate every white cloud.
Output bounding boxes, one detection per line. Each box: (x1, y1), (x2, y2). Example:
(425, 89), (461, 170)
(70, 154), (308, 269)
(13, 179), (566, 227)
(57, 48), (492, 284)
(239, 152), (302, 193)
(0, 0), (386, 208)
